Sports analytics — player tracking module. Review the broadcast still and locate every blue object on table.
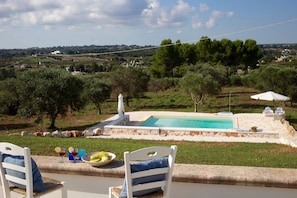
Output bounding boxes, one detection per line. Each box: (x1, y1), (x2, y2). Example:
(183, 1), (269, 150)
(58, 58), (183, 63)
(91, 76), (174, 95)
(78, 149), (86, 160)
(68, 151), (74, 160)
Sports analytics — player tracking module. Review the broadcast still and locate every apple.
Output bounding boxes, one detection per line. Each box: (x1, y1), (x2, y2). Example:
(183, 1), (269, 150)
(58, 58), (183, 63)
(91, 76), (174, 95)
(89, 151), (109, 162)
(101, 155), (109, 162)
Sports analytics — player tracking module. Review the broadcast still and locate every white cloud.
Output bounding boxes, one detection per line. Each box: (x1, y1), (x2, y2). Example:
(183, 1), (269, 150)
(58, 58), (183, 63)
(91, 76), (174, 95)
(206, 18), (215, 28)
(192, 15), (203, 29)
(0, 0), (234, 33)
(192, 6), (234, 29)
(206, 10), (224, 28)
(43, 25), (52, 31)
(205, 10), (234, 28)
(93, 25), (103, 30)
(199, 3), (209, 12)
(68, 25), (82, 31)
(142, 0), (194, 28)
(0, 0), (148, 30)
(227, 11), (235, 17)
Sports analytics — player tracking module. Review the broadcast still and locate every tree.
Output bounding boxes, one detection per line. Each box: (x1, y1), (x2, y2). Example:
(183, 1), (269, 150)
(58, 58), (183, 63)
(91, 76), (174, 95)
(233, 40), (244, 66)
(196, 36), (212, 63)
(0, 78), (19, 115)
(179, 72), (204, 112)
(256, 65), (280, 90)
(220, 38), (234, 66)
(242, 39), (262, 70)
(250, 65), (297, 104)
(17, 68), (85, 129)
(150, 39), (177, 77)
(111, 67), (149, 107)
(89, 61), (100, 73)
(82, 75), (111, 114)
(180, 63), (226, 112)
(178, 43), (197, 65)
(277, 67), (297, 104)
(0, 68), (16, 81)
(210, 39), (222, 64)
(148, 78), (166, 97)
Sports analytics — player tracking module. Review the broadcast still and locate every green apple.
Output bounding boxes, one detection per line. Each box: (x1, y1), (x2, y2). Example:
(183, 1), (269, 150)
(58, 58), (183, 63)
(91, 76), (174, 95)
(90, 158), (100, 162)
(101, 155), (109, 162)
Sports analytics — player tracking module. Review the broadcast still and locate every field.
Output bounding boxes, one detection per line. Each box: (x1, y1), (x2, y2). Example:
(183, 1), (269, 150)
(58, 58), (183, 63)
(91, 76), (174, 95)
(0, 86), (295, 135)
(1, 86), (297, 168)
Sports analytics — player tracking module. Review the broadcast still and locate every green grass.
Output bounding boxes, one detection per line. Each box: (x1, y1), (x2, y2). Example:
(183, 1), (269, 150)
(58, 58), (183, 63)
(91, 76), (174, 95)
(1, 136), (297, 168)
(0, 86), (297, 168)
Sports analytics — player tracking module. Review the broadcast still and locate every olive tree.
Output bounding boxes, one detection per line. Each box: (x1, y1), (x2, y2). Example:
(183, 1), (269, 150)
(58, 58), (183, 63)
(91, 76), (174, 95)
(249, 64), (297, 104)
(180, 63), (227, 112)
(0, 78), (19, 115)
(17, 68), (85, 129)
(82, 75), (112, 114)
(111, 67), (149, 107)
(148, 78), (166, 97)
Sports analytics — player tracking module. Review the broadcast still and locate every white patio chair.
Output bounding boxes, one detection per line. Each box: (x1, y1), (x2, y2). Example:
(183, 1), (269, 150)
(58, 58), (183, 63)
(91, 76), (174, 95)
(109, 145), (177, 198)
(262, 106), (274, 117)
(274, 107), (286, 120)
(0, 142), (67, 198)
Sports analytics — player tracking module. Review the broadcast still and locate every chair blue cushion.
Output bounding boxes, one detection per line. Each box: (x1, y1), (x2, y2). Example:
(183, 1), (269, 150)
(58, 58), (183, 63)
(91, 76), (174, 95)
(119, 157), (168, 198)
(2, 154), (46, 192)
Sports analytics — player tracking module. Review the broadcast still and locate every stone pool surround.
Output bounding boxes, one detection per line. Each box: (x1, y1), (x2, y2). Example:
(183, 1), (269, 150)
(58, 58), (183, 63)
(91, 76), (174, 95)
(103, 111), (291, 140)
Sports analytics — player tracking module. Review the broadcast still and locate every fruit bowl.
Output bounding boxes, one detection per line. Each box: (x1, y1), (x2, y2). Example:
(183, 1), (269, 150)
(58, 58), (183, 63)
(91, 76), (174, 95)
(81, 152), (116, 167)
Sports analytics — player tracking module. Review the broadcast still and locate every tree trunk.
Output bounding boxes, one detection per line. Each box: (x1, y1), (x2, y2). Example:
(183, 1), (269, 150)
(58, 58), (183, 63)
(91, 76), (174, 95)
(48, 114), (58, 130)
(97, 104), (102, 115)
(194, 101), (198, 112)
(125, 96), (130, 107)
(191, 93), (198, 112)
(48, 119), (57, 130)
(198, 94), (204, 106)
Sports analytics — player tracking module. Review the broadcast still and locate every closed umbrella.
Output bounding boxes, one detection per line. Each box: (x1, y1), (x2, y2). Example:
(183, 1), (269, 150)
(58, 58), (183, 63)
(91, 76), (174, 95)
(118, 94), (125, 117)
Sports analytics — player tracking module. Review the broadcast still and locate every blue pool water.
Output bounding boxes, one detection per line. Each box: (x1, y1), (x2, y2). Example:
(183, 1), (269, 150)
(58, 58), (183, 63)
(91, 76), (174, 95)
(141, 116), (233, 129)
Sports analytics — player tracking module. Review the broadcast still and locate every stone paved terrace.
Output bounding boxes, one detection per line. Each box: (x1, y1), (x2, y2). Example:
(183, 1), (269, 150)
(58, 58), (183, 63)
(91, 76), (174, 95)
(31, 155), (297, 189)
(34, 156), (297, 198)
(21, 156), (297, 197)
(3, 156), (297, 198)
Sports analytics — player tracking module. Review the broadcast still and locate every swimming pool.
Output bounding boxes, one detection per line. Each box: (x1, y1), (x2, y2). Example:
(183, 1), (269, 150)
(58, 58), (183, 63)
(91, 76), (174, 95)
(103, 112), (280, 139)
(141, 116), (233, 129)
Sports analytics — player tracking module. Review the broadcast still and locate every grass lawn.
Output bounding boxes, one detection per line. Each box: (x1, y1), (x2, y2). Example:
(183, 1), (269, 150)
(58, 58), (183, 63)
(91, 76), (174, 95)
(1, 136), (297, 169)
(0, 86), (297, 168)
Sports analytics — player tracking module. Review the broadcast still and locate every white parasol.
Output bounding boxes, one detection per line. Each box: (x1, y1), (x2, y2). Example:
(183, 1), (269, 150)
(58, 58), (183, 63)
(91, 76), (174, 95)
(250, 91), (290, 101)
(251, 91), (290, 108)
(117, 94), (125, 117)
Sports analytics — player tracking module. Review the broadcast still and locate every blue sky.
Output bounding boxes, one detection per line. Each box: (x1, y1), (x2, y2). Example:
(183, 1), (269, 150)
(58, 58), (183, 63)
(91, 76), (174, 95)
(0, 0), (297, 49)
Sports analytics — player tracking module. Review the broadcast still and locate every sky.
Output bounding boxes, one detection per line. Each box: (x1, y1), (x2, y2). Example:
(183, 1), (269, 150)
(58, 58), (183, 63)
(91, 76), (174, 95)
(1, 0), (297, 49)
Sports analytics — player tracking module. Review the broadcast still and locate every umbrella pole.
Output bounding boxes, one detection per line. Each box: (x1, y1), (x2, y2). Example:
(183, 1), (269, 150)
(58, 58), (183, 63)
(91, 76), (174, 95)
(229, 92), (231, 112)
(273, 100), (275, 110)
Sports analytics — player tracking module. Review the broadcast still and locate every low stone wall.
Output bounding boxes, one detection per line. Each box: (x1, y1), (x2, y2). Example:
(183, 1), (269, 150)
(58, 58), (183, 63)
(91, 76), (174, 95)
(160, 129), (279, 138)
(281, 118), (297, 136)
(104, 125), (279, 139)
(104, 126), (160, 136)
